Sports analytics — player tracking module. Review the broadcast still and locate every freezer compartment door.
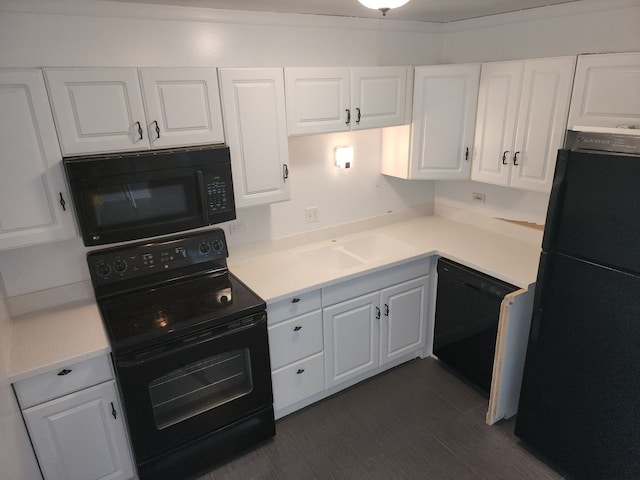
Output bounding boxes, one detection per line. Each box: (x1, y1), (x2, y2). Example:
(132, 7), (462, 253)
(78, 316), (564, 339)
(543, 149), (640, 273)
(516, 252), (640, 479)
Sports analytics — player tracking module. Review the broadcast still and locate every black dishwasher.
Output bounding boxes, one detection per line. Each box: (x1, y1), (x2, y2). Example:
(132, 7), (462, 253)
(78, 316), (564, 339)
(434, 258), (518, 395)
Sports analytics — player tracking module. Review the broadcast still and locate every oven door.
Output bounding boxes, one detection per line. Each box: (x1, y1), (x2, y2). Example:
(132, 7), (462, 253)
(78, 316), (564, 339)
(114, 312), (273, 463)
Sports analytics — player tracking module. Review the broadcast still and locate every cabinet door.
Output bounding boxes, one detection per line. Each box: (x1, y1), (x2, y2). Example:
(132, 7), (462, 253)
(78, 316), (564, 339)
(471, 61), (523, 187)
(510, 57), (576, 193)
(567, 52), (640, 129)
(45, 68), (149, 155)
(410, 64), (480, 180)
(23, 380), (134, 480)
(323, 292), (380, 388)
(139, 67), (224, 148)
(284, 67), (350, 135)
(219, 68), (290, 207)
(0, 69), (76, 250)
(351, 66), (408, 130)
(380, 276), (428, 366)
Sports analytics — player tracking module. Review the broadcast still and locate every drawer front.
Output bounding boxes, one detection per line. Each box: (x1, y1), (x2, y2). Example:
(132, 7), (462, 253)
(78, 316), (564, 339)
(14, 355), (114, 409)
(272, 353), (325, 411)
(267, 289), (322, 325)
(268, 310), (323, 370)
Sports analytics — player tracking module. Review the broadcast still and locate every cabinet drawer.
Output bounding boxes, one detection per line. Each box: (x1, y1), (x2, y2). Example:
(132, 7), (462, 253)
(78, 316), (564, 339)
(14, 355), (114, 409)
(267, 289), (322, 325)
(272, 353), (325, 411)
(268, 310), (323, 369)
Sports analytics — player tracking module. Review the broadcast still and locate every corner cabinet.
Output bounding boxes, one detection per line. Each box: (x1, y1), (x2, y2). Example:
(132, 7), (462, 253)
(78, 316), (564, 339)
(381, 63), (480, 180)
(471, 56), (576, 193)
(218, 68), (291, 208)
(567, 52), (640, 130)
(44, 67), (224, 155)
(0, 69), (76, 250)
(284, 66), (410, 135)
(14, 355), (135, 480)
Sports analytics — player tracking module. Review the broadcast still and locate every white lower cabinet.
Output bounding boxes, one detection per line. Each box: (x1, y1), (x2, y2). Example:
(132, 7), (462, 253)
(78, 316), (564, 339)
(323, 292), (380, 388)
(268, 260), (431, 418)
(14, 356), (135, 480)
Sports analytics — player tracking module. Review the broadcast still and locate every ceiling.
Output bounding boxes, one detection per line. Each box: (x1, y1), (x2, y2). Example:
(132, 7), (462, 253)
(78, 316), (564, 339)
(103, 0), (583, 23)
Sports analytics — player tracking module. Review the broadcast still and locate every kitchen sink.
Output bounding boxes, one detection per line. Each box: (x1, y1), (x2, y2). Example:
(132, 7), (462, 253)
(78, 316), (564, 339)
(295, 244), (364, 272)
(295, 233), (414, 272)
(340, 233), (414, 262)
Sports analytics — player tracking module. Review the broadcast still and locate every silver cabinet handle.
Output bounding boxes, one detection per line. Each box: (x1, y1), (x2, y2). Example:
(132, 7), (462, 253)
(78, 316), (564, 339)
(345, 109), (351, 126)
(134, 121), (143, 140)
(502, 151), (509, 165)
(513, 151), (520, 166)
(356, 107), (361, 124)
(153, 120), (161, 139)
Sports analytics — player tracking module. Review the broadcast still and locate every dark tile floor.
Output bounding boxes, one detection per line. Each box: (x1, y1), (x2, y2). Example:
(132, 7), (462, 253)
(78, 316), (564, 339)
(197, 358), (566, 480)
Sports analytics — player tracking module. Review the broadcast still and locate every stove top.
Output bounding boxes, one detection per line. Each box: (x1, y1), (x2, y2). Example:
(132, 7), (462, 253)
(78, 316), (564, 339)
(99, 272), (265, 355)
(87, 229), (266, 355)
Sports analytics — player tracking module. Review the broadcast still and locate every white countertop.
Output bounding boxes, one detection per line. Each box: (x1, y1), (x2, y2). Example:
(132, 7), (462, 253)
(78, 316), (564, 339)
(9, 300), (109, 383)
(229, 215), (541, 304)
(7, 214), (541, 383)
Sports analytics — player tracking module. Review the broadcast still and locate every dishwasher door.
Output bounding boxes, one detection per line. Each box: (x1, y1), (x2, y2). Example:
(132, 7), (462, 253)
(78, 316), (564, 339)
(434, 258), (518, 394)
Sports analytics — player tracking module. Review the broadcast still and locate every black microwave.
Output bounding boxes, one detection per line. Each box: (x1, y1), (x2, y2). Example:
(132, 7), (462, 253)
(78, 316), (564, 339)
(64, 145), (236, 246)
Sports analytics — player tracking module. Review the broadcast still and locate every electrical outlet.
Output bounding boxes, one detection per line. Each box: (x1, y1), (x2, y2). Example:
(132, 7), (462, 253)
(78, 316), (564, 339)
(229, 221), (246, 234)
(472, 192), (486, 203)
(305, 206), (320, 224)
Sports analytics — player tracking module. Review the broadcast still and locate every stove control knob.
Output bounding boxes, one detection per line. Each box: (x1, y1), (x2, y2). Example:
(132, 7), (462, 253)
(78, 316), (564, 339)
(113, 259), (128, 274)
(199, 242), (211, 255)
(96, 262), (111, 278)
(212, 240), (224, 252)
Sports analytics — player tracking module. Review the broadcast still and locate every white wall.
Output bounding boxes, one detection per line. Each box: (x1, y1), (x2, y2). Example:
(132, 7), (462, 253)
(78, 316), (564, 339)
(434, 0), (640, 225)
(0, 2), (440, 297)
(0, 277), (41, 480)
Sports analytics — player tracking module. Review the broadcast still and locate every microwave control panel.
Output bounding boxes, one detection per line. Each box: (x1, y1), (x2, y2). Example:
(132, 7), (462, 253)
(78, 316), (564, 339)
(205, 174), (232, 213)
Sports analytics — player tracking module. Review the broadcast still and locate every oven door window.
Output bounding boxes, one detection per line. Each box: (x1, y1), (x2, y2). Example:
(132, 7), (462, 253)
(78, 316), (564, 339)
(79, 169), (203, 234)
(149, 349), (253, 430)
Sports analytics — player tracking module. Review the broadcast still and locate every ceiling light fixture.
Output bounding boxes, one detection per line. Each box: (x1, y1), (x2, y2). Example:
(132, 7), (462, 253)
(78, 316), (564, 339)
(358, 0), (410, 16)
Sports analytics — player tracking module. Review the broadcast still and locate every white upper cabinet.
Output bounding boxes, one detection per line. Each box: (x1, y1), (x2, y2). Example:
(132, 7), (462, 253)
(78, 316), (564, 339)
(567, 52), (640, 130)
(45, 67), (224, 155)
(471, 56), (576, 193)
(381, 63), (480, 180)
(0, 69), (77, 250)
(45, 68), (149, 155)
(285, 66), (409, 136)
(351, 66), (409, 130)
(138, 68), (225, 148)
(218, 68), (290, 208)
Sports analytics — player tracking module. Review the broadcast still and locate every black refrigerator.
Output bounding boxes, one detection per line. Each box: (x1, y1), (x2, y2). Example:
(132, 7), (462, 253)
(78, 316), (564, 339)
(515, 132), (640, 480)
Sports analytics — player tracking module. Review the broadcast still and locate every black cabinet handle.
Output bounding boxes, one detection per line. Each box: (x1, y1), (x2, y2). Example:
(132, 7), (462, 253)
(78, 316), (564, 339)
(293, 325), (302, 332)
(296, 369), (305, 375)
(291, 297), (300, 303)
(384, 304), (389, 317)
(135, 121), (143, 140)
(111, 402), (117, 419)
(465, 147), (469, 161)
(356, 107), (361, 124)
(57, 368), (72, 376)
(502, 151), (509, 165)
(283, 164), (289, 182)
(376, 307), (381, 320)
(513, 151), (520, 166)
(345, 108), (351, 126)
(153, 120), (161, 139)
(59, 193), (66, 212)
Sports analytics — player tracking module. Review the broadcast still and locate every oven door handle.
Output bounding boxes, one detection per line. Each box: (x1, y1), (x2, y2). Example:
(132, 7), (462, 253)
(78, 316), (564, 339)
(116, 313), (266, 368)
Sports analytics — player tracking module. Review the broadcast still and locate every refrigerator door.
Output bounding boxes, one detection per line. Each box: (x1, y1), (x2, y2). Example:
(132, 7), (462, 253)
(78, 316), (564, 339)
(543, 149), (640, 274)
(516, 252), (640, 479)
